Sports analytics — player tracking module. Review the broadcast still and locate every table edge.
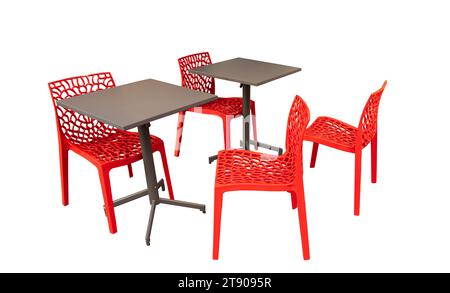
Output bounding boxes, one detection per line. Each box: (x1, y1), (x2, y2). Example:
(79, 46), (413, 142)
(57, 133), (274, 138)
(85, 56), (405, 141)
(189, 66), (302, 87)
(57, 94), (218, 131)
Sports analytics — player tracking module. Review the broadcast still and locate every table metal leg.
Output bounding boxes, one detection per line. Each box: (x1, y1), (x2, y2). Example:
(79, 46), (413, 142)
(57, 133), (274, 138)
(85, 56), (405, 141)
(208, 154), (218, 164)
(208, 83), (285, 163)
(138, 123), (160, 244)
(208, 83), (251, 164)
(159, 198), (206, 213)
(137, 123), (205, 246)
(138, 123), (160, 203)
(145, 200), (157, 246)
(242, 84), (251, 150)
(240, 139), (284, 155)
(106, 179), (164, 209)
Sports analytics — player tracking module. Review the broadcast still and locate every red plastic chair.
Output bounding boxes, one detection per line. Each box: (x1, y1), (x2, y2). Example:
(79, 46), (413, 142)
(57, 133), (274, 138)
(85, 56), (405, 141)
(174, 52), (258, 156)
(304, 81), (387, 216)
(48, 72), (174, 234)
(213, 95), (311, 260)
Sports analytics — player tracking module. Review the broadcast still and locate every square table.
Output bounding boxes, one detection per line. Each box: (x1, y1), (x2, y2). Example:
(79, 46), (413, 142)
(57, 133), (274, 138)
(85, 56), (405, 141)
(190, 57), (301, 160)
(57, 78), (217, 245)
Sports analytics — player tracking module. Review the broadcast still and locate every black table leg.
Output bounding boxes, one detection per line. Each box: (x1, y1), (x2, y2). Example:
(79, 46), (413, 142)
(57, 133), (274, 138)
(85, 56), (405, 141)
(208, 82), (285, 164)
(145, 199), (157, 246)
(209, 83), (251, 164)
(138, 123), (160, 245)
(240, 84), (284, 156)
(137, 123), (206, 246)
(242, 84), (251, 150)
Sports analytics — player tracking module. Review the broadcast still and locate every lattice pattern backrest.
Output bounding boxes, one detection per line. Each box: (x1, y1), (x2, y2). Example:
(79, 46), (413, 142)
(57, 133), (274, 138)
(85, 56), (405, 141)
(285, 95), (310, 163)
(48, 72), (117, 145)
(358, 81), (387, 147)
(178, 52), (215, 94)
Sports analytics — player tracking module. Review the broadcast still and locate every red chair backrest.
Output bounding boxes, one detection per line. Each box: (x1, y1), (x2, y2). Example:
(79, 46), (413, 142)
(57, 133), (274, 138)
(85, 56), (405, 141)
(48, 72), (117, 145)
(358, 81), (387, 147)
(285, 95), (311, 169)
(178, 52), (215, 94)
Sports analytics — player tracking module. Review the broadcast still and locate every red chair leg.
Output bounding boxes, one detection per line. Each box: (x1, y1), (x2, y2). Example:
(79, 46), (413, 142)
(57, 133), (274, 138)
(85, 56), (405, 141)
(251, 102), (258, 150)
(290, 191), (297, 209)
(59, 144), (69, 206)
(174, 111), (186, 157)
(310, 143), (319, 168)
(354, 150), (362, 216)
(127, 164), (133, 178)
(213, 188), (224, 260)
(98, 167), (117, 234)
(295, 180), (310, 260)
(371, 132), (377, 184)
(158, 145), (175, 200)
(222, 115), (231, 150)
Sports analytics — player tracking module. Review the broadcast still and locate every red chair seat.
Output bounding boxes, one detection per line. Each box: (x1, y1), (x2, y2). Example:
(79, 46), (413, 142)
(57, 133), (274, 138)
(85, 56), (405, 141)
(192, 98), (255, 118)
(71, 130), (163, 165)
(304, 116), (357, 153)
(215, 149), (294, 188)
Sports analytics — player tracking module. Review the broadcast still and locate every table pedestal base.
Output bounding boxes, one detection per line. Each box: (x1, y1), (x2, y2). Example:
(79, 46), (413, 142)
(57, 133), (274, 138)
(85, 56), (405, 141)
(208, 140), (284, 164)
(240, 139), (283, 155)
(105, 179), (205, 246)
(144, 197), (205, 246)
(140, 123), (205, 245)
(208, 83), (283, 164)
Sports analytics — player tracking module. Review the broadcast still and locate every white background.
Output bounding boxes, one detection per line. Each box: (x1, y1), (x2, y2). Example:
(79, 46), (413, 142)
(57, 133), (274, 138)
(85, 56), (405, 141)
(0, 0), (449, 273)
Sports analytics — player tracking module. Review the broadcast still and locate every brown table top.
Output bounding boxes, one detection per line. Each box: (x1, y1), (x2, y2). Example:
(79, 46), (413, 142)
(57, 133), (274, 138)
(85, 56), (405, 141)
(189, 57), (301, 86)
(57, 78), (217, 130)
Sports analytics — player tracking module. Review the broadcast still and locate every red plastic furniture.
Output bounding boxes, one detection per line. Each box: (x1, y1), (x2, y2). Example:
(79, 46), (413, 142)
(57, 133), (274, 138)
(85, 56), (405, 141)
(174, 52), (258, 156)
(48, 72), (174, 234)
(213, 95), (311, 260)
(304, 81), (387, 216)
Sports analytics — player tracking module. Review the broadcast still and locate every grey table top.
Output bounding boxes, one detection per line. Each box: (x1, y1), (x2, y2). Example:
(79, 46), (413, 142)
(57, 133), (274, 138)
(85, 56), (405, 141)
(189, 57), (301, 86)
(57, 79), (217, 130)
